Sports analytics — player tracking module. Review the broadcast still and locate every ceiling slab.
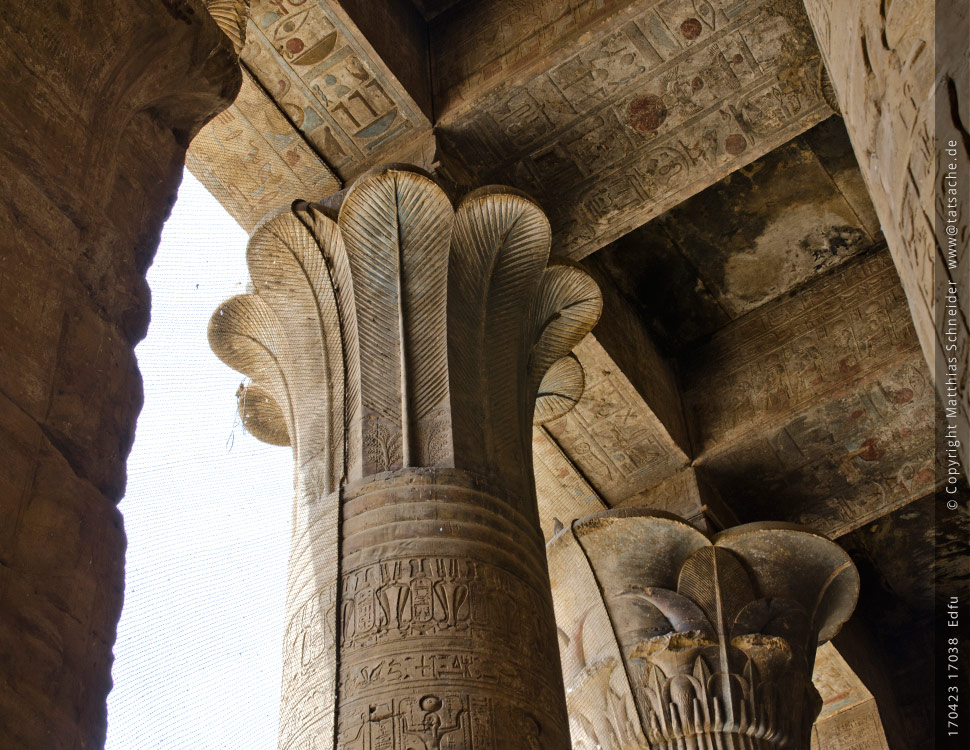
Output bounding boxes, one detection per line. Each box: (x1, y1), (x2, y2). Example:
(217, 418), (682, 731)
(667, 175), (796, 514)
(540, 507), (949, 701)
(685, 249), (939, 538)
(543, 335), (689, 504)
(433, 0), (834, 260)
(243, 0), (431, 179)
(187, 69), (341, 231)
(587, 116), (882, 350)
(611, 466), (738, 532)
(188, 0), (437, 229)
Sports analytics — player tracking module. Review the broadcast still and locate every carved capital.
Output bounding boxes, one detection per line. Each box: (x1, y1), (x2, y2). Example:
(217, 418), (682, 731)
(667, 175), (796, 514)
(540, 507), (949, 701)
(204, 0), (249, 52)
(209, 164), (601, 502)
(208, 165), (599, 750)
(549, 510), (859, 750)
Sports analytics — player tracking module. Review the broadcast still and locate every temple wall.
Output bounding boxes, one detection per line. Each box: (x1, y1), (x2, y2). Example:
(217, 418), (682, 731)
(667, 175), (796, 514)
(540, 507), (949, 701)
(803, 0), (970, 475)
(0, 2), (239, 746)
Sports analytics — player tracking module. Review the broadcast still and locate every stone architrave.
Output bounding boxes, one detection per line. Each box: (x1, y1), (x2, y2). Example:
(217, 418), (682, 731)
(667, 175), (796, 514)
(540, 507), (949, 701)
(801, 0), (970, 476)
(209, 165), (602, 749)
(548, 509), (859, 750)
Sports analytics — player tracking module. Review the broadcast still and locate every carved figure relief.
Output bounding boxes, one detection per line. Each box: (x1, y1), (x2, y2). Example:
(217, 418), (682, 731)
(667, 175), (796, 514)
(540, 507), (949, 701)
(436, 0), (832, 259)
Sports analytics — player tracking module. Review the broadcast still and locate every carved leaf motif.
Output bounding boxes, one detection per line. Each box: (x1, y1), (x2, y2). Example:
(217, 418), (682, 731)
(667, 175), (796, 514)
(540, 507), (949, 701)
(208, 293), (294, 438)
(677, 546), (755, 639)
(731, 597), (811, 647)
(534, 354), (585, 425)
(527, 263), (602, 403)
(204, 0), (249, 52)
(621, 587), (715, 639)
(449, 187), (550, 475)
(237, 382), (289, 447)
(247, 210), (347, 489)
(297, 202), (363, 468)
(714, 524), (860, 645)
(338, 167), (453, 466)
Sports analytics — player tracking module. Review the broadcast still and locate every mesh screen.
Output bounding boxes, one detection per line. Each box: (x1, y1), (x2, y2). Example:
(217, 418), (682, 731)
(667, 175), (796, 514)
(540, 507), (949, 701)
(105, 170), (294, 748)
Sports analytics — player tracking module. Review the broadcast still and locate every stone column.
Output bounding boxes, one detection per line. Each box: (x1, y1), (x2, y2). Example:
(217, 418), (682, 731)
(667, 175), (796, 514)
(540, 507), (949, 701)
(209, 166), (602, 749)
(548, 509), (859, 750)
(0, 2), (240, 746)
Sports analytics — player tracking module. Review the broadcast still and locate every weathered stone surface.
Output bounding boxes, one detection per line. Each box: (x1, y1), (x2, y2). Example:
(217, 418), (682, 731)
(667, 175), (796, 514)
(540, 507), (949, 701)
(0, 1), (240, 747)
(533, 425), (607, 541)
(333, 0), (432, 120)
(586, 116), (882, 350)
(803, 0), (970, 476)
(544, 335), (689, 504)
(686, 249), (938, 537)
(811, 643), (890, 750)
(612, 466), (738, 532)
(548, 509), (859, 750)
(434, 0), (834, 259)
(210, 166), (601, 748)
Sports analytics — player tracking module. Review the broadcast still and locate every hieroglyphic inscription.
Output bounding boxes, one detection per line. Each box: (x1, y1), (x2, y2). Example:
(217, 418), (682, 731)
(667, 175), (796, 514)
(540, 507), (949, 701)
(243, 1), (430, 178)
(338, 693), (470, 750)
(279, 585), (339, 750)
(812, 702), (890, 750)
(688, 251), (939, 536)
(433, 0), (634, 109)
(686, 250), (920, 449)
(803, 0), (970, 475)
(700, 357), (938, 538)
(187, 69), (341, 231)
(435, 0), (831, 259)
(544, 336), (687, 503)
(189, 1), (437, 229)
(339, 556), (554, 663)
(337, 551), (565, 748)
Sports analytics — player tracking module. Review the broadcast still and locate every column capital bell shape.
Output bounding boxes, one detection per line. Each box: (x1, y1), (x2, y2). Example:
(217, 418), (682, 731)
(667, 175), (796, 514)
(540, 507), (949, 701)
(209, 165), (601, 507)
(208, 164), (601, 750)
(550, 509), (860, 750)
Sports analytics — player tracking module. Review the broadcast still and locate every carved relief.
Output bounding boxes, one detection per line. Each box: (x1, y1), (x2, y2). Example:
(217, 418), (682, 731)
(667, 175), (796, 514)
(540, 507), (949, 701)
(337, 554), (556, 653)
(686, 250), (938, 536)
(242, 1), (429, 179)
(549, 510), (859, 750)
(803, 0), (970, 475)
(209, 167), (598, 749)
(210, 165), (601, 497)
(436, 0), (832, 259)
(545, 336), (687, 503)
(687, 252), (918, 447)
(204, 0), (249, 52)
(187, 69), (342, 232)
(532, 425), (607, 541)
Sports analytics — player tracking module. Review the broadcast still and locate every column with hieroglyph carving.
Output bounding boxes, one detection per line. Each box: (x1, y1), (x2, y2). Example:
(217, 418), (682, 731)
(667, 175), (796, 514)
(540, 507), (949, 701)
(209, 166), (601, 749)
(548, 509), (859, 750)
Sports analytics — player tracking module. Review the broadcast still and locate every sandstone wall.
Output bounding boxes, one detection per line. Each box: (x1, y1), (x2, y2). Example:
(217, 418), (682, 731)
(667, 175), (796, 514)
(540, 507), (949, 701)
(803, 0), (970, 475)
(0, 2), (239, 746)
